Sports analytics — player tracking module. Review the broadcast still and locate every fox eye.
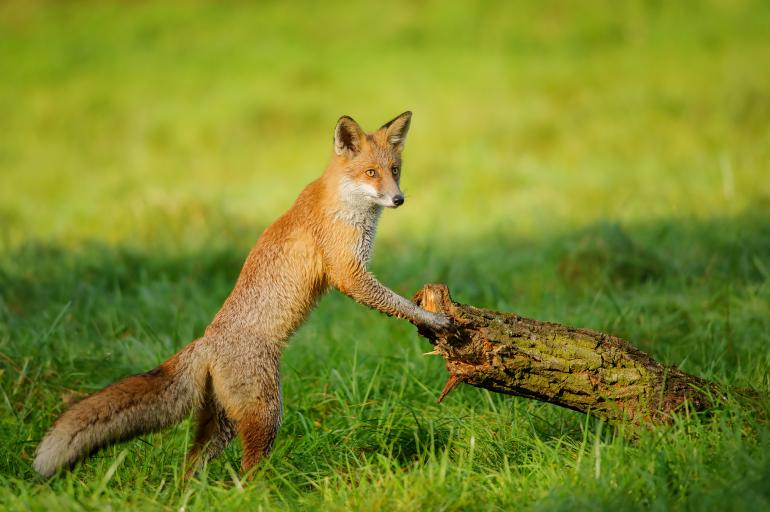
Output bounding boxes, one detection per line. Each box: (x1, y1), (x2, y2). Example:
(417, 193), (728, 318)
(391, 166), (400, 175)
(365, 169), (377, 177)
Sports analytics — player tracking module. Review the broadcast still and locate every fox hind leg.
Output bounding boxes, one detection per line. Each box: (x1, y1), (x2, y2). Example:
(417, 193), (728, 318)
(236, 402), (282, 474)
(185, 385), (236, 477)
(208, 342), (283, 475)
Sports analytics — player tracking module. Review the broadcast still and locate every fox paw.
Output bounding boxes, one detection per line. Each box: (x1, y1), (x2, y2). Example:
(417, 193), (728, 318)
(421, 312), (453, 332)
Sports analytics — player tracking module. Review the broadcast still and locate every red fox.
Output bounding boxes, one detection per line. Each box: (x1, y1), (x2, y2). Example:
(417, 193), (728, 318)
(33, 111), (451, 478)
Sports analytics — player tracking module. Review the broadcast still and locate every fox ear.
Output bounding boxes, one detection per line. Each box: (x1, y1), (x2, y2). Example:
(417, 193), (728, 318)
(380, 111), (412, 152)
(334, 116), (365, 158)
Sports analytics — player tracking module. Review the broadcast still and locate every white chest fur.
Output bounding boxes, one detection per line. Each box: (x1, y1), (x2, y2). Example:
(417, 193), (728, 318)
(334, 204), (381, 265)
(335, 177), (383, 265)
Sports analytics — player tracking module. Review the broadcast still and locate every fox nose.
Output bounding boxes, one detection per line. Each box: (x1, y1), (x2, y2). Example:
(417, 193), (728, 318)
(392, 194), (404, 207)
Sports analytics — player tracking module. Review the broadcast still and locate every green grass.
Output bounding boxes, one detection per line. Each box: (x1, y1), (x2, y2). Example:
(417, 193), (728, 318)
(1, 0), (770, 510)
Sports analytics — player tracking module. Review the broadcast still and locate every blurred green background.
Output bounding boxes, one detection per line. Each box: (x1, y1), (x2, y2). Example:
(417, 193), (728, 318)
(1, 1), (769, 510)
(2, 0), (768, 242)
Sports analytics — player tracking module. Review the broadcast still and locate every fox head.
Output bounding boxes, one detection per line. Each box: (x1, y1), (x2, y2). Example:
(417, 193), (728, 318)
(331, 111), (412, 209)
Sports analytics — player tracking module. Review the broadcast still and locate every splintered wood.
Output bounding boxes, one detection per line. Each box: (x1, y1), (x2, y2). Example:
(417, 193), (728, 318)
(412, 284), (726, 426)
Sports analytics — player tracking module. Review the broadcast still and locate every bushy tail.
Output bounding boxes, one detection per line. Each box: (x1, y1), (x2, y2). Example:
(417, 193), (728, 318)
(33, 345), (203, 478)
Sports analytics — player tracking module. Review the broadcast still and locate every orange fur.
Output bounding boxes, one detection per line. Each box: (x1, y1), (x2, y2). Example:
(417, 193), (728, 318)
(33, 111), (450, 478)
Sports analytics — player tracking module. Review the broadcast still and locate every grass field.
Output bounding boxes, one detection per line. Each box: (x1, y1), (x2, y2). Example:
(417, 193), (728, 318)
(2, 0), (770, 510)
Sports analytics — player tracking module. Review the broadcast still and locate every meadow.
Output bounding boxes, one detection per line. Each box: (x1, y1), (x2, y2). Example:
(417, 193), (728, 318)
(1, 1), (769, 510)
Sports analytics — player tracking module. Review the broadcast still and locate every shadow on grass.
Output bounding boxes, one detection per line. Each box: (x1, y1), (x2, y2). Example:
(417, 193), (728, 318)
(1, 207), (768, 375)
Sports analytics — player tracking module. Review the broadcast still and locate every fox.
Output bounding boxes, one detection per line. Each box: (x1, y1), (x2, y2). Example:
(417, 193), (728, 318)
(33, 111), (451, 478)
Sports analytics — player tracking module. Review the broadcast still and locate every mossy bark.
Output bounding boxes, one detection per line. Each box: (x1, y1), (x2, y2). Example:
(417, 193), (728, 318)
(413, 284), (726, 426)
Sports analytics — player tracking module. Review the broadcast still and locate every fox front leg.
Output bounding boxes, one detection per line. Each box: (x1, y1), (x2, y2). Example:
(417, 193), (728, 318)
(336, 265), (452, 331)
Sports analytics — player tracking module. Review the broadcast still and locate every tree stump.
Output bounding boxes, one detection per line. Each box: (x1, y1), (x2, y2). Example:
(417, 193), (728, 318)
(412, 284), (727, 426)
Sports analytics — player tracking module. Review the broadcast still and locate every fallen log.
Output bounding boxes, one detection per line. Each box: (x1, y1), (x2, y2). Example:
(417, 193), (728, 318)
(412, 284), (728, 426)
